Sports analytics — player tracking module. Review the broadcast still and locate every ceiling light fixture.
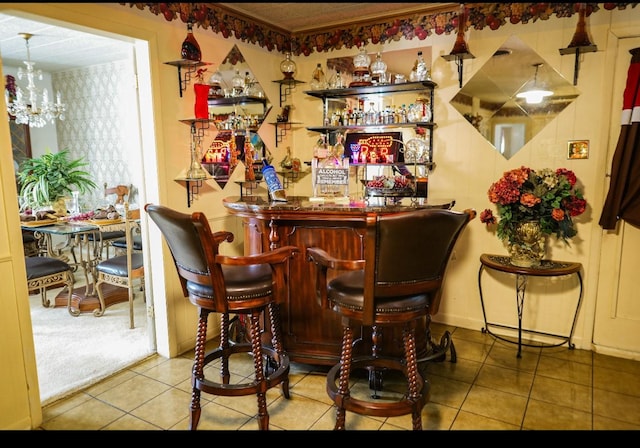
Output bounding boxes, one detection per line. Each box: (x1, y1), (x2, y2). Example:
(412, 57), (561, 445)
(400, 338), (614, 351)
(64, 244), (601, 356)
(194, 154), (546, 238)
(516, 63), (553, 105)
(4, 32), (66, 128)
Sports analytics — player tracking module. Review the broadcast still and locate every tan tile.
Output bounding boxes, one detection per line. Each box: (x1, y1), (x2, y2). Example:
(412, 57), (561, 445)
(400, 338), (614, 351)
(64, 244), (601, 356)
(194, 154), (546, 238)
(485, 344), (540, 373)
(290, 370), (334, 404)
(309, 405), (383, 430)
(177, 400), (255, 430)
(447, 326), (494, 346)
(475, 363), (534, 397)
(594, 365), (640, 397)
(103, 413), (163, 430)
(268, 392), (338, 430)
(593, 415), (640, 430)
(41, 398), (125, 430)
(540, 347), (592, 366)
(42, 391), (93, 422)
(420, 401), (460, 430)
(82, 369), (138, 396)
(137, 356), (193, 386)
(129, 387), (193, 429)
(536, 354), (592, 386)
(523, 398), (592, 430)
(96, 374), (172, 412)
(423, 356), (482, 384)
(593, 388), (640, 426)
(451, 338), (492, 363)
(450, 410), (520, 430)
(530, 375), (591, 413)
(460, 384), (528, 426)
(594, 352), (640, 376)
(427, 373), (473, 408)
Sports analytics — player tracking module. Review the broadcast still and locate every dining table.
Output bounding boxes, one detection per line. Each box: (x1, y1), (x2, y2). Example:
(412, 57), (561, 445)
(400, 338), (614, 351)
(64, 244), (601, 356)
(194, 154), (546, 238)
(21, 218), (130, 316)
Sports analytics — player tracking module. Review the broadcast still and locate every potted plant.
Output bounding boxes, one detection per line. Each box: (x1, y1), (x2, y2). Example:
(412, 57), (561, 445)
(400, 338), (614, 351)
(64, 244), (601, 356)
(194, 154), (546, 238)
(17, 149), (97, 214)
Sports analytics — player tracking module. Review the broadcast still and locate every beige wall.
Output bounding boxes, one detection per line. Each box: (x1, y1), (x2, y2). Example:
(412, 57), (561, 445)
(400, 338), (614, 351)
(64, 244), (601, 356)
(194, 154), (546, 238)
(2, 2), (640, 429)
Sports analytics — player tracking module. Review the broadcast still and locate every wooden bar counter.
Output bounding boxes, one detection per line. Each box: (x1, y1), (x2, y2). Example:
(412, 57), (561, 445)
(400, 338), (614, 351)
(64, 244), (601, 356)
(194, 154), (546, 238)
(223, 195), (456, 365)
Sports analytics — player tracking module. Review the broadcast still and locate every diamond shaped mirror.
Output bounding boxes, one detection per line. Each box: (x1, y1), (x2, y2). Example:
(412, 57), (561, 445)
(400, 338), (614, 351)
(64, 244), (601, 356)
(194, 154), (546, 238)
(450, 35), (580, 159)
(203, 45), (272, 186)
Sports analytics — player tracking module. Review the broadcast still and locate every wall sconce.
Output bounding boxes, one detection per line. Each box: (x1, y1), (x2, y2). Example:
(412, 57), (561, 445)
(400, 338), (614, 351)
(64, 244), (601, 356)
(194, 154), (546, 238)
(442, 3), (475, 88)
(516, 63), (553, 105)
(559, 3), (597, 85)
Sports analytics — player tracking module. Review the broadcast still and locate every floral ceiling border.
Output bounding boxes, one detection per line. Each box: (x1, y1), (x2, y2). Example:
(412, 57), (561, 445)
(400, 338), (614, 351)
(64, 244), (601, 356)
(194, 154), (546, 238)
(121, 3), (638, 56)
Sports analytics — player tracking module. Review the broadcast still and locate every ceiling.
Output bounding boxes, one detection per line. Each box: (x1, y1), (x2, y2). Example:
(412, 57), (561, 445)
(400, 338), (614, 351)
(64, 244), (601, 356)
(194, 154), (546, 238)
(0, 12), (133, 72)
(215, 3), (454, 33)
(0, 4), (456, 72)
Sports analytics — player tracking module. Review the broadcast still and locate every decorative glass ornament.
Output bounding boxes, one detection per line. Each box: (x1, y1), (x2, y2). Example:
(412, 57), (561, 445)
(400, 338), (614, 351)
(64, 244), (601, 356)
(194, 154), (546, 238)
(181, 22), (202, 62)
(280, 52), (297, 80)
(207, 70), (224, 98)
(351, 45), (372, 86)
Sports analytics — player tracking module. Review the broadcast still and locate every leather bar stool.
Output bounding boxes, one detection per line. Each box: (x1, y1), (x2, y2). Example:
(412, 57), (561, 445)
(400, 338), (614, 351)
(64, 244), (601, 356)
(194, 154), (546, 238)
(307, 208), (475, 430)
(145, 203), (298, 430)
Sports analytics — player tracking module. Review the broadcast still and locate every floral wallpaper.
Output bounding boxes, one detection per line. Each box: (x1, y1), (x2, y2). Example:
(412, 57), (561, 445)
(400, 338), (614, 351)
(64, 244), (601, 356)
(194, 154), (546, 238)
(121, 3), (638, 56)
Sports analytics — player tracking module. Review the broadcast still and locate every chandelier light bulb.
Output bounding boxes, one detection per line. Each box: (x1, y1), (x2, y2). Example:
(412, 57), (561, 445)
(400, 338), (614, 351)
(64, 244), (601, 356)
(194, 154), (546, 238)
(5, 32), (66, 128)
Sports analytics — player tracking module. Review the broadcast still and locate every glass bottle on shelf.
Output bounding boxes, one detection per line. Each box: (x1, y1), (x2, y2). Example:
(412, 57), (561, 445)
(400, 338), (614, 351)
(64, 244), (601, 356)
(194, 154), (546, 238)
(313, 133), (329, 160)
(208, 70), (224, 98)
(181, 22), (202, 62)
(332, 132), (345, 161)
(351, 44), (371, 86)
(370, 52), (388, 84)
(410, 50), (428, 82)
(231, 69), (245, 96)
(187, 136), (207, 179)
(310, 63), (327, 90)
(280, 52), (297, 80)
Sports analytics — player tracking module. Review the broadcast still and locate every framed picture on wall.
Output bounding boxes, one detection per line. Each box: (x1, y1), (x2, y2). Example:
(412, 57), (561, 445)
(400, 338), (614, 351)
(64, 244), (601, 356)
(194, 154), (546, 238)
(568, 140), (589, 159)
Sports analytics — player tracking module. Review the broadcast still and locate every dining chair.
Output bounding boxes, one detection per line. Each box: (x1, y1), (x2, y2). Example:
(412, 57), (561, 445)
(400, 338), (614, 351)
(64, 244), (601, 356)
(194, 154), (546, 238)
(94, 203), (144, 328)
(306, 208), (475, 430)
(145, 203), (298, 430)
(89, 183), (133, 259)
(25, 255), (74, 308)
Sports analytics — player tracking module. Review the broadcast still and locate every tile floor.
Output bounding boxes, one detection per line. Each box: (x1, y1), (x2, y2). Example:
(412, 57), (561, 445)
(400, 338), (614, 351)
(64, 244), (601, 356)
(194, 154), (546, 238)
(38, 323), (640, 431)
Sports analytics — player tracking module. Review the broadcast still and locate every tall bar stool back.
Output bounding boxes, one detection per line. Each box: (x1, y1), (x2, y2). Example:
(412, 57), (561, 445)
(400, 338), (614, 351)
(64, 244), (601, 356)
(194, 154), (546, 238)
(145, 203), (298, 430)
(307, 208), (475, 430)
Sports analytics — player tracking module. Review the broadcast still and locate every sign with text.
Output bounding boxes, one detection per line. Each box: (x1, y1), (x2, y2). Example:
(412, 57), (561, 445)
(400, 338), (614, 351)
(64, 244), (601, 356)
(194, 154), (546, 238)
(315, 166), (349, 185)
(344, 132), (402, 163)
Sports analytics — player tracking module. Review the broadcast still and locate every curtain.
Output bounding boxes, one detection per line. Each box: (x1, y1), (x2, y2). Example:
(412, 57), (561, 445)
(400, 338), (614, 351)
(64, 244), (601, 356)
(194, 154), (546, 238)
(599, 47), (640, 230)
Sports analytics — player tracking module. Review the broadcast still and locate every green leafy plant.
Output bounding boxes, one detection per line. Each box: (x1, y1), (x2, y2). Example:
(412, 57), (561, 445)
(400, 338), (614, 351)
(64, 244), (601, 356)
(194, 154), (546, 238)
(17, 149), (97, 211)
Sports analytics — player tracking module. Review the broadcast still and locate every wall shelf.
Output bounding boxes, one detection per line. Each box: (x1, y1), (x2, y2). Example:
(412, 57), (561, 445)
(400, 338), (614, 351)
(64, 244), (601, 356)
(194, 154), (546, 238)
(270, 121), (302, 147)
(272, 79), (305, 106)
(164, 60), (211, 97)
(174, 177), (207, 208)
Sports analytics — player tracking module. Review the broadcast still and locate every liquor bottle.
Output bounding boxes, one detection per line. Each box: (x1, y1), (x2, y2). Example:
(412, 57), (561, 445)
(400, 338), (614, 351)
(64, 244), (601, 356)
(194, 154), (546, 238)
(415, 50), (428, 81)
(262, 159), (287, 202)
(310, 63), (327, 90)
(181, 22), (202, 62)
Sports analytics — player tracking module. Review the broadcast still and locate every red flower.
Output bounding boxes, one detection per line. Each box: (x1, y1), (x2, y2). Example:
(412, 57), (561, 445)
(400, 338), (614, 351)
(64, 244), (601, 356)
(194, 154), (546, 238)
(556, 168), (577, 187)
(565, 196), (587, 217)
(480, 208), (497, 225)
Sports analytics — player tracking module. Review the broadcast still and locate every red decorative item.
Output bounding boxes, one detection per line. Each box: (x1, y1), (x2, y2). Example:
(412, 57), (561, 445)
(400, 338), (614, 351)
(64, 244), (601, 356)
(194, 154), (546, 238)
(194, 84), (209, 119)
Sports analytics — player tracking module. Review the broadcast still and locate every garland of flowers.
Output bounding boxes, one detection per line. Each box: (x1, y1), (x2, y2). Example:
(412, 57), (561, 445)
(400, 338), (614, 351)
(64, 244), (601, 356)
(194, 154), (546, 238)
(120, 3), (638, 56)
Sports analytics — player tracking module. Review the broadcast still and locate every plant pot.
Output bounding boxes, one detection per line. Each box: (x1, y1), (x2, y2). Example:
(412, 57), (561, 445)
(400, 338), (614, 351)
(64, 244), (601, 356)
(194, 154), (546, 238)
(507, 220), (547, 268)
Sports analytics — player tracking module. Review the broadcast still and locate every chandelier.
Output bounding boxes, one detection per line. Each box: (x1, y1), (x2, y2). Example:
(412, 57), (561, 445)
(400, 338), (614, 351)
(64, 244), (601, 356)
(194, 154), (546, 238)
(4, 33), (66, 128)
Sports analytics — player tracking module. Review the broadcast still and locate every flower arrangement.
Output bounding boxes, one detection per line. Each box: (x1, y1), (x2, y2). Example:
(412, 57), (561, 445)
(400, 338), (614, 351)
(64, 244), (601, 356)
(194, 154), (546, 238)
(479, 166), (587, 245)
